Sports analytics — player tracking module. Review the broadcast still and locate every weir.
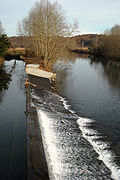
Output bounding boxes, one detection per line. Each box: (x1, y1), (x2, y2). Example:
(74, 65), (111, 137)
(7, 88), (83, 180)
(31, 87), (112, 180)
(28, 57), (120, 180)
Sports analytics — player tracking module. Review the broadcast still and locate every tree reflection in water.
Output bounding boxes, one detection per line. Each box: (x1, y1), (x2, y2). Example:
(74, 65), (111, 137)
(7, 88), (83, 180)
(0, 66), (11, 102)
(90, 56), (120, 93)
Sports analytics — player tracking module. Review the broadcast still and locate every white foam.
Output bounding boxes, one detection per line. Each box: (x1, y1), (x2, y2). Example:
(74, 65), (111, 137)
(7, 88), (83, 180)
(77, 117), (120, 180)
(37, 109), (65, 179)
(60, 97), (75, 114)
(31, 89), (120, 179)
(31, 101), (35, 107)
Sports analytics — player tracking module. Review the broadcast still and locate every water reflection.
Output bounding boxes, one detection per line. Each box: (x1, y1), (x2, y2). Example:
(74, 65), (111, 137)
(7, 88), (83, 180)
(0, 65), (11, 102)
(0, 60), (27, 180)
(90, 56), (120, 93)
(0, 66), (11, 91)
(55, 54), (120, 96)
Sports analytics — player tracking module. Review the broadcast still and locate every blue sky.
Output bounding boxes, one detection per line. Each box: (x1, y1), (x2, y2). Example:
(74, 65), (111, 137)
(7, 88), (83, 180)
(0, 0), (120, 36)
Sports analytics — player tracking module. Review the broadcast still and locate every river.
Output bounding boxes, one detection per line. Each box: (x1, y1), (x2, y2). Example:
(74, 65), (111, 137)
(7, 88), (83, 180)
(2, 57), (119, 180)
(31, 55), (120, 180)
(0, 60), (27, 180)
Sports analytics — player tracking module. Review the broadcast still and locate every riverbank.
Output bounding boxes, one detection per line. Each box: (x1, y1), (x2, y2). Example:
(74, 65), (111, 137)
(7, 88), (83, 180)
(71, 47), (120, 62)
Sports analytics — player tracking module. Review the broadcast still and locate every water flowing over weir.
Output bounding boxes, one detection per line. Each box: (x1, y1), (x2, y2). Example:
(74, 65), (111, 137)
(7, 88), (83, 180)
(31, 88), (114, 180)
(30, 55), (120, 180)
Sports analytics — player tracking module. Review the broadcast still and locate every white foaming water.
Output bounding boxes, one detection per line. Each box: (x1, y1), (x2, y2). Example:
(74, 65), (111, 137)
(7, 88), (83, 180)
(77, 117), (120, 180)
(37, 109), (65, 179)
(31, 89), (120, 180)
(60, 97), (75, 114)
(31, 101), (35, 107)
(60, 95), (120, 180)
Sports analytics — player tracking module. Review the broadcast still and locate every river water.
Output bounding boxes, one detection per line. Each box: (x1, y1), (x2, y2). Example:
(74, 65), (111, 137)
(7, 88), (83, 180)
(31, 55), (120, 180)
(0, 60), (27, 180)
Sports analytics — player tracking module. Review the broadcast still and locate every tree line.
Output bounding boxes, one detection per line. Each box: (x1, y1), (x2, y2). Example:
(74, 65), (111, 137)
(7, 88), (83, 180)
(92, 24), (120, 60)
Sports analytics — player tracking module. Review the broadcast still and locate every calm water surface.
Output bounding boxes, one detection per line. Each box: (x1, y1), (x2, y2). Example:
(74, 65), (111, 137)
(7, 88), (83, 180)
(0, 60), (27, 180)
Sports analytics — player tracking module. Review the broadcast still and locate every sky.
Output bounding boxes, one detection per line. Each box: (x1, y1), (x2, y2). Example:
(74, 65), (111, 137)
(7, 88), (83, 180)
(0, 0), (120, 36)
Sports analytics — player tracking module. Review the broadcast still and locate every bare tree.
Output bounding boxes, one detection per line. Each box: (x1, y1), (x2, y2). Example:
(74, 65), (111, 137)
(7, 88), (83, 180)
(104, 24), (120, 35)
(0, 20), (4, 35)
(92, 24), (120, 59)
(110, 24), (120, 35)
(18, 0), (78, 69)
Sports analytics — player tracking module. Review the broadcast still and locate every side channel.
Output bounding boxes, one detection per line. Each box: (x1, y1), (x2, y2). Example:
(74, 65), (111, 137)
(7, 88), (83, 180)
(0, 60), (27, 180)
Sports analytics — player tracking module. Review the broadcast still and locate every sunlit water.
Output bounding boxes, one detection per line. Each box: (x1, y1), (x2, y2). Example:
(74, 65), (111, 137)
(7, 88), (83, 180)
(31, 56), (120, 180)
(0, 60), (27, 180)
